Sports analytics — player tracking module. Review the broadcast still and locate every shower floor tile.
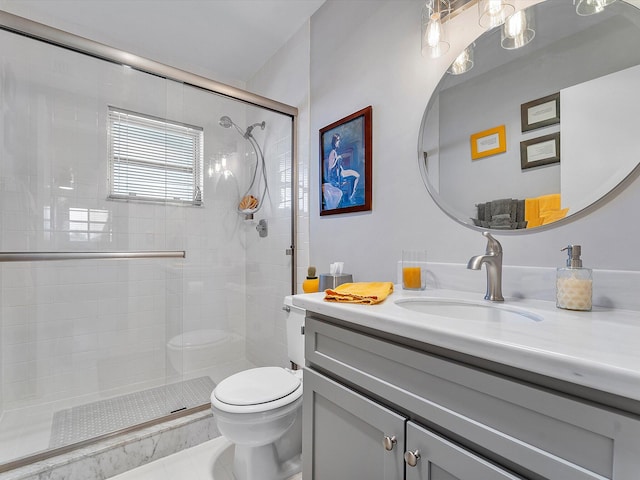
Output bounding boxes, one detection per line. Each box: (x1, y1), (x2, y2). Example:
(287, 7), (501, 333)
(0, 359), (255, 466)
(50, 376), (215, 448)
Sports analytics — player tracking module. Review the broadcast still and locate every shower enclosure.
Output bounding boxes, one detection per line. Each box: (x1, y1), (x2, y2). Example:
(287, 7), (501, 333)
(0, 11), (297, 471)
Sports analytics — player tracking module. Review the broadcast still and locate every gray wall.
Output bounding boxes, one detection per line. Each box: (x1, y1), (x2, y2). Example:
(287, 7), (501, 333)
(307, 0), (640, 283)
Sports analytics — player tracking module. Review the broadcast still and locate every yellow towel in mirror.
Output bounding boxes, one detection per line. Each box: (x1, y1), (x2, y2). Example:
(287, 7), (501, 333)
(525, 193), (565, 228)
(324, 282), (394, 305)
(541, 208), (569, 225)
(524, 198), (541, 228)
(537, 193), (561, 214)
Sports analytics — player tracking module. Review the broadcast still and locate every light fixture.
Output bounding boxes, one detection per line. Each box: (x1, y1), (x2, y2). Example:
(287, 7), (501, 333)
(478, 0), (515, 29)
(575, 0), (616, 16)
(501, 8), (535, 50)
(448, 44), (474, 75)
(422, 0), (450, 58)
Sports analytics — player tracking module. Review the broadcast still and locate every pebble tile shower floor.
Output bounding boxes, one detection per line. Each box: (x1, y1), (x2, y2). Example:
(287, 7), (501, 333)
(50, 376), (215, 448)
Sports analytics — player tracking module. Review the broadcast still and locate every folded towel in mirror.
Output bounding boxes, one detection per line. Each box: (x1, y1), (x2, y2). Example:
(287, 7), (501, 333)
(537, 193), (561, 213)
(491, 198), (512, 217)
(324, 282), (394, 305)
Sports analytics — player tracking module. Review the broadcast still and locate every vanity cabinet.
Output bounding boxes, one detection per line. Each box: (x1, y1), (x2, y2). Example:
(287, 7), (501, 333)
(304, 368), (522, 480)
(302, 313), (640, 480)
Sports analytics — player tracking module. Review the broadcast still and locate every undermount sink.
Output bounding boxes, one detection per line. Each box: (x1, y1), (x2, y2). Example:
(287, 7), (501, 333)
(394, 298), (543, 322)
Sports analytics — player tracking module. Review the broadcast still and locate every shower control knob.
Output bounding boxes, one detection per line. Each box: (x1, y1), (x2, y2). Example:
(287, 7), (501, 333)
(383, 435), (397, 451)
(404, 449), (421, 467)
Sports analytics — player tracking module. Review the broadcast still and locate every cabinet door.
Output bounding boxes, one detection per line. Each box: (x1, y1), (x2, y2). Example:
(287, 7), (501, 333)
(303, 368), (405, 480)
(405, 422), (524, 480)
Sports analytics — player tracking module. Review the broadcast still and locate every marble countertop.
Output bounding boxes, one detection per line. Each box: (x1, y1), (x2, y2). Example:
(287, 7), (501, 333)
(293, 287), (640, 403)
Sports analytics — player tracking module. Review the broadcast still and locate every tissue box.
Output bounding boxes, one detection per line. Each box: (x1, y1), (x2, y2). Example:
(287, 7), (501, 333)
(319, 274), (353, 291)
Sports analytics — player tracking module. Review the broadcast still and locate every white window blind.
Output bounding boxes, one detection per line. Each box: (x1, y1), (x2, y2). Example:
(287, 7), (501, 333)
(108, 108), (204, 205)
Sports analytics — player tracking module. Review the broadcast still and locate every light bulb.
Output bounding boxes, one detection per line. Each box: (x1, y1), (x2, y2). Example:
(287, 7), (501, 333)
(426, 14), (442, 48)
(448, 46), (474, 75)
(504, 11), (525, 37)
(488, 0), (503, 15)
(478, 0), (515, 29)
(575, 0), (613, 15)
(501, 7), (535, 49)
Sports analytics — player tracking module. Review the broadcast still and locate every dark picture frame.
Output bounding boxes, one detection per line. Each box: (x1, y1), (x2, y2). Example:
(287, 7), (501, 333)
(319, 106), (372, 216)
(521, 92), (560, 132)
(520, 132), (560, 170)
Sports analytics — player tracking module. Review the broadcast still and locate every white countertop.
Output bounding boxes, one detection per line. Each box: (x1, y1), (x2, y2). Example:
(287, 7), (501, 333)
(293, 287), (640, 403)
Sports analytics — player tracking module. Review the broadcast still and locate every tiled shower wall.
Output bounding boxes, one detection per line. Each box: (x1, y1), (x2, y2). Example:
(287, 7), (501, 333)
(0, 28), (292, 418)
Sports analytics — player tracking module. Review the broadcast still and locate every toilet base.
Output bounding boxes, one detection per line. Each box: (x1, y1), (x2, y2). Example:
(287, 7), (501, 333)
(233, 444), (301, 480)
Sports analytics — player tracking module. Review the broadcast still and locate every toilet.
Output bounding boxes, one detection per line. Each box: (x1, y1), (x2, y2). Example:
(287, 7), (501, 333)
(210, 295), (305, 480)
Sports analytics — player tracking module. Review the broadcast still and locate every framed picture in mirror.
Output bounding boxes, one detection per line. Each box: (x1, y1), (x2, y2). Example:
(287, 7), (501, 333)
(521, 92), (560, 132)
(470, 125), (506, 160)
(520, 132), (560, 170)
(319, 106), (372, 216)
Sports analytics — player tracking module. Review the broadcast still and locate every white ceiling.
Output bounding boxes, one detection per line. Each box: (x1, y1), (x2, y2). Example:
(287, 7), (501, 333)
(0, 0), (326, 85)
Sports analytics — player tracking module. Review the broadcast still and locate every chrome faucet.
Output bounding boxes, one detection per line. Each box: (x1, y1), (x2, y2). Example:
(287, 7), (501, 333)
(467, 231), (504, 302)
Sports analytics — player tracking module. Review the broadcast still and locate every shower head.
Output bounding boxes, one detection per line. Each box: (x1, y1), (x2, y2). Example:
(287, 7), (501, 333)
(219, 115), (246, 136)
(219, 115), (266, 138)
(219, 116), (234, 128)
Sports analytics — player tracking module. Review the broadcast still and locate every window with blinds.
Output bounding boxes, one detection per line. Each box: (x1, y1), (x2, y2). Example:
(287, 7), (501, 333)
(108, 108), (204, 206)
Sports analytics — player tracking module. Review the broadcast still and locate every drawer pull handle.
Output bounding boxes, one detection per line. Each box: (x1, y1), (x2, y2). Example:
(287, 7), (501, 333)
(404, 449), (421, 467)
(383, 435), (397, 451)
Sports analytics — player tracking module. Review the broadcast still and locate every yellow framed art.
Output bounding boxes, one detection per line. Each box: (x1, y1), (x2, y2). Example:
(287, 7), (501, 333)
(470, 125), (506, 160)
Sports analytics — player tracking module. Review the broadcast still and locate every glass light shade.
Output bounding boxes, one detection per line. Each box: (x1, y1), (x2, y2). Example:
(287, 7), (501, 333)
(576, 0), (616, 16)
(478, 0), (516, 29)
(422, 3), (450, 58)
(501, 8), (535, 50)
(448, 45), (474, 75)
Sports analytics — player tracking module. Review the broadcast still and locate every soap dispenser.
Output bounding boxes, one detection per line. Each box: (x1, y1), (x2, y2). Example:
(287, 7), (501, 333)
(556, 245), (592, 311)
(302, 266), (319, 293)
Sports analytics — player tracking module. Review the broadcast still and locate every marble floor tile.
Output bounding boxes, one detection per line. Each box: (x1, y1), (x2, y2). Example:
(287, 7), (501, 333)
(108, 436), (303, 480)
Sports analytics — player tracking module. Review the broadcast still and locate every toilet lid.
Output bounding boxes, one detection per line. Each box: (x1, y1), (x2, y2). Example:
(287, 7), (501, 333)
(214, 366), (301, 406)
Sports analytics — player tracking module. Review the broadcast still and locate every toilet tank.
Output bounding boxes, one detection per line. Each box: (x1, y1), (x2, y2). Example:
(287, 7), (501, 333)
(284, 295), (305, 367)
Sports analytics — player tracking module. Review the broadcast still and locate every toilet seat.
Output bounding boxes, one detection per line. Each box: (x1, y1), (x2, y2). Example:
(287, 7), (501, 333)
(211, 366), (302, 414)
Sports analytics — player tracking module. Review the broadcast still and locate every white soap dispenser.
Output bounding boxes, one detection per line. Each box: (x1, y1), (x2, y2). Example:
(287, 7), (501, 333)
(556, 245), (592, 311)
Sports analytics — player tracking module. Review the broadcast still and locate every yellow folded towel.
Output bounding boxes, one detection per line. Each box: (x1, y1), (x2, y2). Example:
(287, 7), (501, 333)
(541, 208), (569, 225)
(524, 197), (541, 228)
(324, 282), (394, 305)
(537, 193), (561, 214)
(525, 193), (565, 228)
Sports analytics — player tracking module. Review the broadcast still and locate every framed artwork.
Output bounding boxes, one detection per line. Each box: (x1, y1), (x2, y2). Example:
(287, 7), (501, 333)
(520, 132), (560, 170)
(319, 106), (372, 216)
(521, 92), (560, 132)
(470, 125), (506, 160)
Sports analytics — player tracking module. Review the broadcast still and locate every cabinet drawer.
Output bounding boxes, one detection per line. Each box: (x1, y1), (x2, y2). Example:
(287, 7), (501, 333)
(306, 315), (640, 480)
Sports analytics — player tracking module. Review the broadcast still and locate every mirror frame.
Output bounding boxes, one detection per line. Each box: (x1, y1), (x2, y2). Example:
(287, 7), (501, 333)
(418, 0), (640, 234)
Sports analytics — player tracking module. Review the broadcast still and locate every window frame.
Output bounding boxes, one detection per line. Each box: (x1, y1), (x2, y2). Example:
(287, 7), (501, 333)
(107, 107), (204, 206)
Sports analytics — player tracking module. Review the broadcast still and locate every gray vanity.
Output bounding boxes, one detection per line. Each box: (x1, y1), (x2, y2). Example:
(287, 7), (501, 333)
(294, 290), (640, 480)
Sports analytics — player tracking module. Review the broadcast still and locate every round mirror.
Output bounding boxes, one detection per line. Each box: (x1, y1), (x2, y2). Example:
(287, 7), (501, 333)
(419, 0), (640, 232)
